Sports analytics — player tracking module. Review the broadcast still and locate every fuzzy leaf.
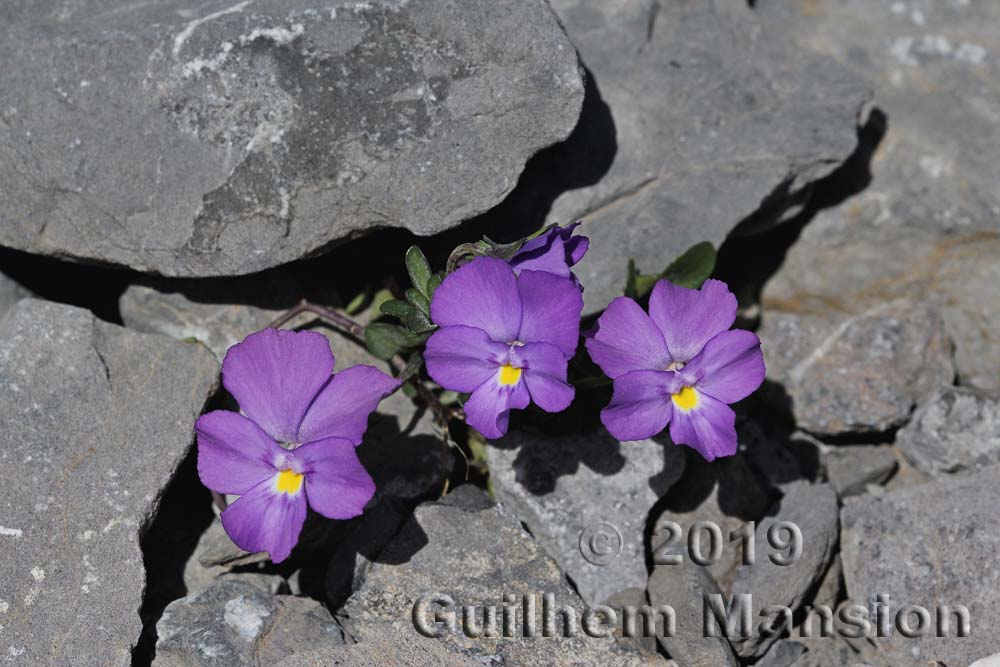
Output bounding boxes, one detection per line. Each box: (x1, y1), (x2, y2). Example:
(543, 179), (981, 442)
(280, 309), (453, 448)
(405, 287), (431, 317)
(405, 246), (433, 297)
(365, 323), (414, 360)
(661, 241), (716, 289)
(380, 299), (413, 319)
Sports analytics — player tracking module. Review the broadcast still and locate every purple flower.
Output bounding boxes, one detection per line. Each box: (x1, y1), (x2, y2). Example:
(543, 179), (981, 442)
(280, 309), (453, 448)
(585, 279), (765, 461)
(195, 328), (400, 562)
(425, 257), (583, 439)
(509, 222), (589, 283)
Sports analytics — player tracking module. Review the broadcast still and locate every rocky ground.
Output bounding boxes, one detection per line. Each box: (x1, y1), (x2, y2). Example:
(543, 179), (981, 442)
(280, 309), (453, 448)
(1, 1), (998, 666)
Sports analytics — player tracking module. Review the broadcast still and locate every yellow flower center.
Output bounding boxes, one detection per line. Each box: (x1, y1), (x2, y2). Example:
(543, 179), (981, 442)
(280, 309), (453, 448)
(275, 468), (304, 495)
(498, 363), (522, 386)
(671, 386), (699, 412)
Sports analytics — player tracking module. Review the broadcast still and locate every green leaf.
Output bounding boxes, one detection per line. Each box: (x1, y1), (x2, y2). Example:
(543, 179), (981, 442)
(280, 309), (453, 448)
(624, 259), (639, 299)
(380, 298), (412, 319)
(345, 289), (370, 315)
(401, 382), (418, 399)
(370, 288), (394, 316)
(661, 241), (716, 289)
(405, 246), (433, 297)
(405, 287), (431, 317)
(404, 308), (436, 334)
(364, 323), (414, 360)
(438, 390), (461, 406)
(426, 273), (443, 298)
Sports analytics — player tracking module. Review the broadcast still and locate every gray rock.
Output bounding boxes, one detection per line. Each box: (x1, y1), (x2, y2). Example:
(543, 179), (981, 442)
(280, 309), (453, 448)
(0, 0), (583, 276)
(810, 553), (843, 612)
(154, 580), (345, 666)
(0, 299), (218, 665)
(540, 0), (869, 312)
(0, 271), (31, 319)
(755, 0), (1000, 391)
(731, 482), (839, 658)
(649, 451), (772, 591)
(898, 386), (1000, 476)
(841, 465), (1000, 666)
(756, 640), (807, 667)
(339, 487), (668, 667)
(486, 430), (685, 606)
(647, 547), (739, 667)
(823, 446), (898, 498)
(759, 300), (954, 436)
(274, 622), (477, 667)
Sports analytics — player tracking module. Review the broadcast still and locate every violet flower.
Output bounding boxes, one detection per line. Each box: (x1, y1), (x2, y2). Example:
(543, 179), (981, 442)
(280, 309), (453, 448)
(585, 279), (765, 461)
(425, 257), (583, 439)
(196, 328), (400, 562)
(508, 222), (589, 284)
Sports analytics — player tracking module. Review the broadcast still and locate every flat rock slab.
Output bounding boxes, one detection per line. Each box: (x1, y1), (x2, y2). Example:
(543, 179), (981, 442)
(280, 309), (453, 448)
(823, 445), (897, 499)
(0, 299), (218, 665)
(274, 622), (478, 667)
(840, 465), (1000, 666)
(339, 487), (668, 667)
(756, 0), (1000, 391)
(759, 299), (954, 436)
(486, 430), (685, 606)
(0, 0), (583, 276)
(542, 0), (869, 312)
(897, 386), (1000, 476)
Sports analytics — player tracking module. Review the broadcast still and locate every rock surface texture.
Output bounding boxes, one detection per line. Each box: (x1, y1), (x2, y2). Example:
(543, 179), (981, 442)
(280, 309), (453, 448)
(0, 0), (583, 276)
(756, 0), (1000, 391)
(840, 466), (1000, 666)
(487, 430), (685, 606)
(541, 0), (869, 311)
(0, 299), (218, 664)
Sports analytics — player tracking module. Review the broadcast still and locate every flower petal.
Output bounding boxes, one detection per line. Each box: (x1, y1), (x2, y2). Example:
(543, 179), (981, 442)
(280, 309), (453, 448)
(510, 229), (572, 278)
(601, 370), (678, 441)
(295, 437), (376, 520)
(297, 365), (400, 445)
(220, 477), (308, 563)
(515, 342), (575, 413)
(222, 328), (334, 443)
(464, 376), (530, 440)
(430, 257), (521, 343)
(682, 329), (766, 404)
(648, 279), (737, 362)
(585, 296), (671, 378)
(195, 410), (283, 495)
(424, 325), (509, 393)
(516, 270), (584, 358)
(667, 392), (738, 462)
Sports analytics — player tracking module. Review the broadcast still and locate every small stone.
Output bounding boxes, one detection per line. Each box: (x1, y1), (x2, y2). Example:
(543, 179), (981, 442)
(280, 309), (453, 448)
(897, 386), (1000, 476)
(1, 0), (583, 276)
(486, 429), (685, 606)
(823, 445), (898, 498)
(759, 300), (954, 436)
(339, 487), (668, 666)
(154, 580), (344, 666)
(647, 546), (739, 667)
(841, 466), (1000, 665)
(0, 299), (218, 664)
(731, 482), (839, 658)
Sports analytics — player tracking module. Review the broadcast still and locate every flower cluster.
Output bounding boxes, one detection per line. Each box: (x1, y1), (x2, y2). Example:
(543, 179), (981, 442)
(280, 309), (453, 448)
(195, 329), (398, 562)
(196, 223), (768, 560)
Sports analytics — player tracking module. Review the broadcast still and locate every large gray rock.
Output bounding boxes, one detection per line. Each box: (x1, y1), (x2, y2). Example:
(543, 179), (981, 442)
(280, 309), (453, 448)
(486, 430), (685, 606)
(0, 0), (583, 276)
(0, 271), (31, 319)
(898, 386), (1000, 476)
(339, 487), (668, 667)
(822, 445), (898, 499)
(0, 299), (218, 664)
(154, 580), (345, 666)
(840, 466), (1000, 666)
(755, 0), (1000, 391)
(759, 300), (954, 436)
(541, 0), (869, 311)
(731, 482), (839, 659)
